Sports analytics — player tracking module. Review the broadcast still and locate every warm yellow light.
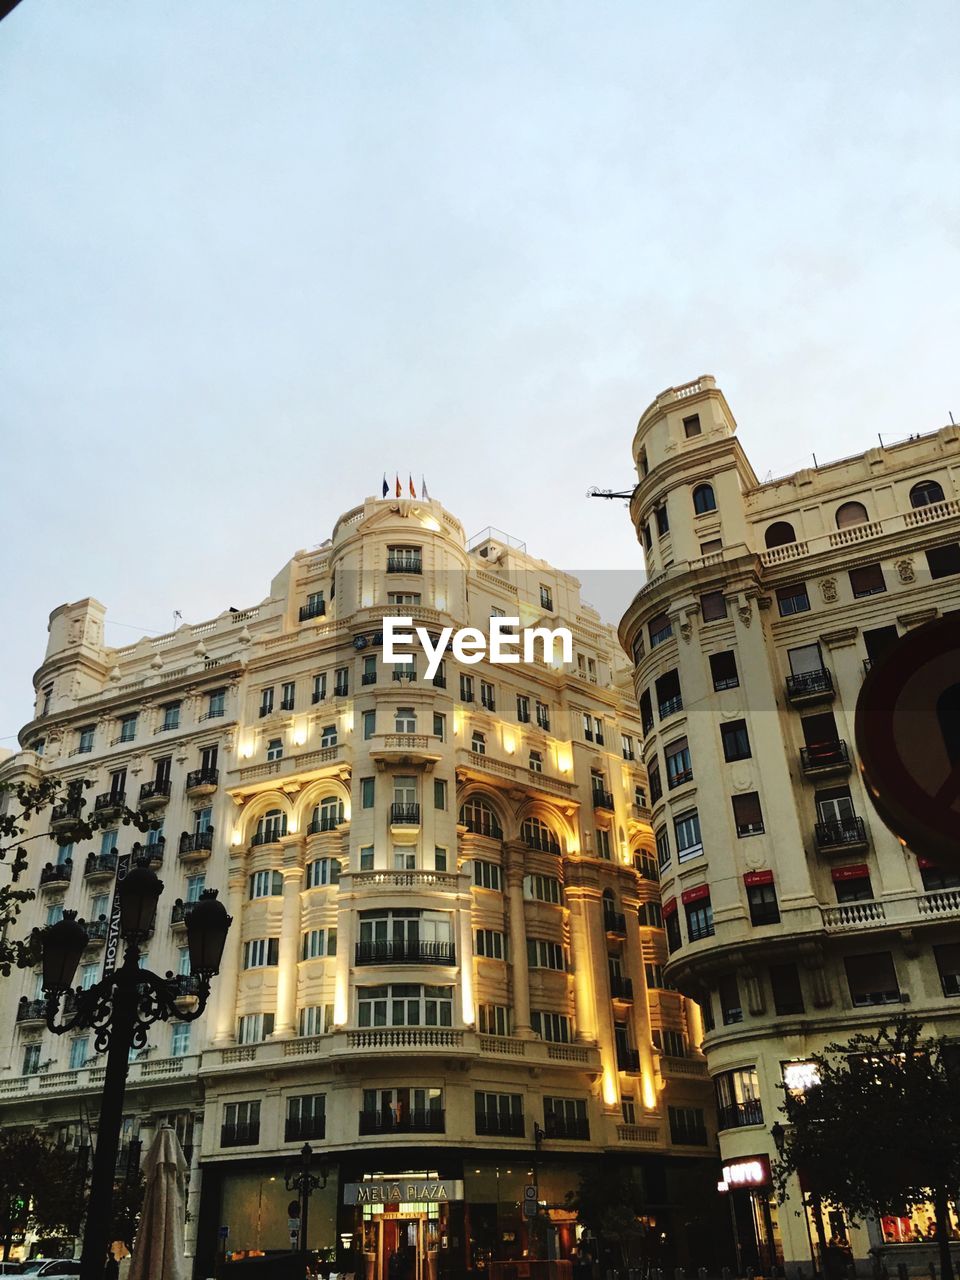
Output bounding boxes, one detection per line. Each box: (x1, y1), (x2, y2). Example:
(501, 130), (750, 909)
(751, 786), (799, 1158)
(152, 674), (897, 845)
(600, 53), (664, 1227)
(232, 830), (242, 847)
(343, 802), (352, 822)
(641, 1074), (657, 1110)
(502, 730), (516, 755)
(292, 721), (308, 748)
(343, 710), (354, 733)
(602, 1070), (619, 1107)
(334, 973), (349, 1026)
(287, 820), (298, 835)
(556, 749), (572, 774)
(420, 515), (441, 532)
(241, 740), (255, 760)
(567, 835), (580, 855)
(453, 707), (464, 735)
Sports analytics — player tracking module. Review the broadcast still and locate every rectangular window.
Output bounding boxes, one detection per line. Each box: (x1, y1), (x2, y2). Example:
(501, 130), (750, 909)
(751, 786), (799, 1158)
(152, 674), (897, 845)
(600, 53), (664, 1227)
(222, 1100), (261, 1145)
(544, 1096), (589, 1139)
(655, 505), (669, 537)
(621, 734), (635, 761)
(69, 1038), (89, 1070)
(649, 613), (673, 647)
(243, 938), (280, 969)
(299, 1004), (335, 1037)
(531, 1011), (572, 1042)
(78, 724), (95, 753)
(361, 710), (376, 741)
(674, 809), (703, 861)
(516, 695), (530, 723)
(286, 1093), (327, 1141)
(700, 591), (727, 622)
(927, 544), (960, 579)
(935, 944), (960, 997)
(433, 712), (446, 740)
(714, 1067), (763, 1129)
(683, 413), (701, 438)
(478, 1004), (511, 1036)
(639, 689), (654, 735)
(529, 750), (543, 773)
(732, 791), (764, 837)
(639, 901), (663, 928)
(237, 1013), (274, 1044)
(645, 963), (667, 989)
(719, 974), (743, 1025)
(595, 827), (612, 859)
(524, 873), (562, 904)
(161, 702), (181, 731)
(362, 655), (377, 685)
(119, 713), (138, 742)
(844, 952), (901, 1006)
(648, 758), (662, 804)
(747, 880), (780, 926)
(312, 673), (327, 704)
(655, 669), (682, 718)
(668, 1106), (707, 1145)
(334, 667), (349, 696)
(476, 929), (506, 960)
(473, 860), (502, 891)
(259, 687), (275, 717)
(360, 777), (375, 809)
(849, 563), (886, 598)
(777, 583), (811, 616)
(709, 650), (739, 691)
(480, 680), (496, 711)
(171, 1023), (191, 1057)
(685, 894), (714, 941)
(280, 681), (296, 711)
(540, 584), (553, 610)
(665, 910), (682, 953)
(665, 737), (692, 788)
(834, 871), (873, 903)
(186, 873), (206, 902)
(536, 700), (551, 731)
(476, 1091), (524, 1136)
(433, 778), (447, 811)
(527, 938), (565, 970)
(863, 625), (899, 664)
(770, 963), (805, 1015)
(720, 719), (751, 762)
(266, 738), (283, 762)
(22, 1044), (40, 1075)
(460, 673), (474, 702)
(434, 846), (448, 871)
(359, 845), (374, 871)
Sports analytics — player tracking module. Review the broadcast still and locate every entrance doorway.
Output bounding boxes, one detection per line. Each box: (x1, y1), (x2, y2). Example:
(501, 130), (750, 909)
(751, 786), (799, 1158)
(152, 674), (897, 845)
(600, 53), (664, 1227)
(362, 1210), (440, 1280)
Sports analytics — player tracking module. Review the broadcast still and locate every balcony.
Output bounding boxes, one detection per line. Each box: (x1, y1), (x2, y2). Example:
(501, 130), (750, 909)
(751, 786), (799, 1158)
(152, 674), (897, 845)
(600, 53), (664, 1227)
(361, 671), (377, 685)
(617, 1048), (641, 1074)
(475, 1113), (525, 1138)
(523, 833), (561, 855)
(592, 789), (615, 812)
(83, 852), (117, 883)
(814, 815), (868, 854)
(800, 740), (852, 778)
(390, 802), (421, 827)
(355, 939), (455, 966)
(604, 911), (627, 937)
(40, 861), (72, 888)
(307, 816), (343, 836)
(221, 1122), (260, 1147)
(609, 975), (634, 1001)
(386, 556), (422, 574)
(16, 998), (46, 1027)
(284, 1115), (326, 1142)
(139, 779), (172, 810)
(299, 600), (327, 622)
(94, 791), (125, 819)
(84, 919), (109, 947)
(50, 801), (83, 833)
(785, 668), (835, 705)
(132, 838), (165, 870)
(392, 669), (417, 683)
(170, 900), (197, 930)
(185, 768), (219, 798)
(200, 704), (226, 721)
(358, 1108), (444, 1136)
(543, 1115), (590, 1141)
(179, 830), (214, 862)
(334, 682), (349, 698)
(657, 695), (683, 719)
(432, 673), (447, 689)
(717, 1099), (764, 1130)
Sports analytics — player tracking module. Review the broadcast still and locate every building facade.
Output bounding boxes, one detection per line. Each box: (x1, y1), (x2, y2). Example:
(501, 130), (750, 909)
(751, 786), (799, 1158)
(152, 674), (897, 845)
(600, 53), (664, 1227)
(618, 375), (960, 1274)
(1, 495), (722, 1276)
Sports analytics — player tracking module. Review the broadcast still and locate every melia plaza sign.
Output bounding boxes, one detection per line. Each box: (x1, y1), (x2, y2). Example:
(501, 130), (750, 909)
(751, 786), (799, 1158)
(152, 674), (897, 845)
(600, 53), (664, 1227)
(343, 1179), (464, 1205)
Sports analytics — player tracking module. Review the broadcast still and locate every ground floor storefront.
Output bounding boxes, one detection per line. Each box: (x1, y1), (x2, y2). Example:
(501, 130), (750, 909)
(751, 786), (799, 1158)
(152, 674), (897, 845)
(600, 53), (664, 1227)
(193, 1148), (731, 1280)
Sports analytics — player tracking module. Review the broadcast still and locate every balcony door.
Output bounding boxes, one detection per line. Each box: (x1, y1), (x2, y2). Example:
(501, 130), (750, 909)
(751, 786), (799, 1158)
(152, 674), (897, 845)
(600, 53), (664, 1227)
(789, 642), (823, 675)
(394, 777), (417, 806)
(816, 787), (855, 824)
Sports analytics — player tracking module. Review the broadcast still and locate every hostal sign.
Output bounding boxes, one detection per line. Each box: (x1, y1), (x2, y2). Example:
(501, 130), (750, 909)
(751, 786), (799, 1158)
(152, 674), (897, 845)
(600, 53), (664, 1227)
(344, 1180), (464, 1205)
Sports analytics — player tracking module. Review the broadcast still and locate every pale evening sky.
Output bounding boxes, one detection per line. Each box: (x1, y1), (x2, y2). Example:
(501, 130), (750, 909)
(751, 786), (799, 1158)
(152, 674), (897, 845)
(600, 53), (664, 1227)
(1, 1), (958, 742)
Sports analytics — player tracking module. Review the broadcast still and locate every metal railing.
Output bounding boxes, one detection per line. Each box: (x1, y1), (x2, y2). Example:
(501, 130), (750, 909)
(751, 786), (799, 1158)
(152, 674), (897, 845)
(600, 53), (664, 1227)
(179, 829), (215, 856)
(139, 779), (172, 803)
(785, 668), (834, 699)
(717, 1099), (764, 1130)
(475, 1113), (525, 1137)
(185, 768), (219, 791)
(355, 939), (455, 965)
(815, 816), (867, 848)
(358, 1108), (444, 1135)
(543, 1115), (590, 1140)
(800, 740), (850, 771)
(390, 802), (421, 825)
(299, 600), (326, 621)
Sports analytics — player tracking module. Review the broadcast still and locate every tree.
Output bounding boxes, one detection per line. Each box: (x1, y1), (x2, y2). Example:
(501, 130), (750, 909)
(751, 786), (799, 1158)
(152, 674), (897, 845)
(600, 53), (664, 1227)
(772, 1017), (960, 1280)
(0, 1130), (85, 1260)
(567, 1162), (652, 1272)
(0, 773), (154, 974)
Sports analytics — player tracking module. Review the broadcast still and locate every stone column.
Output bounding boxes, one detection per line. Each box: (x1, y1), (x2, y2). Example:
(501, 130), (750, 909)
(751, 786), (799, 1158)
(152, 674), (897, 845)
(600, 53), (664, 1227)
(456, 872), (476, 1027)
(621, 894), (658, 1111)
(212, 863), (246, 1046)
(272, 840), (305, 1038)
(503, 847), (533, 1037)
(183, 1109), (204, 1259)
(564, 884), (600, 1044)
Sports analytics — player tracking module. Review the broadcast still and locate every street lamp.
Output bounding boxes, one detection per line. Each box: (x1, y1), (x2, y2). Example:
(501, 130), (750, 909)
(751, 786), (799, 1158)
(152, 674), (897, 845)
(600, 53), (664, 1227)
(284, 1143), (328, 1258)
(39, 871), (231, 1279)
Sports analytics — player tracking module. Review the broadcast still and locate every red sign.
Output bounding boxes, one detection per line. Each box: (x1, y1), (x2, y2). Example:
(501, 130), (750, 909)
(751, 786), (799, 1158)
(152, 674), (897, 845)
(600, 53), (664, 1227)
(662, 897), (678, 918)
(717, 1154), (772, 1192)
(743, 870), (774, 886)
(856, 615), (960, 868)
(831, 863), (870, 881)
(681, 884), (710, 905)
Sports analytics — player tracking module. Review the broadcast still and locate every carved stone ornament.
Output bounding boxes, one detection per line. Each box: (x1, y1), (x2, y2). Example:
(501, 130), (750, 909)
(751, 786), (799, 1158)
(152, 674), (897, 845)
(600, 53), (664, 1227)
(896, 558), (916, 584)
(679, 620), (693, 644)
(819, 577), (838, 603)
(737, 602), (752, 627)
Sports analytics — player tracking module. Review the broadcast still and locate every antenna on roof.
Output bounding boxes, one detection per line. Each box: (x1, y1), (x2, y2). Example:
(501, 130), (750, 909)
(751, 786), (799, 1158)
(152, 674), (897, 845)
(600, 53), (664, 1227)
(587, 485), (636, 502)
(950, 411), (956, 425)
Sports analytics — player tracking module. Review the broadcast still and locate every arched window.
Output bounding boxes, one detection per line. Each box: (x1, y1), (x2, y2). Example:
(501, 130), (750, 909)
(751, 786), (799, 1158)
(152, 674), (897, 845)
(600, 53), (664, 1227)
(692, 484), (717, 515)
(309, 796), (344, 834)
(836, 501), (869, 529)
(910, 480), (945, 508)
(765, 521), (796, 548)
(254, 809), (287, 846)
(459, 797), (503, 839)
(520, 816), (559, 854)
(471, 731), (486, 756)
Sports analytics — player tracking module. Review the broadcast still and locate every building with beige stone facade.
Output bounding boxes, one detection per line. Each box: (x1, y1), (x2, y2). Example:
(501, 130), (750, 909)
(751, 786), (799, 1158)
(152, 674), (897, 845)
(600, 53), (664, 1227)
(619, 376), (960, 1276)
(0, 495), (721, 1277)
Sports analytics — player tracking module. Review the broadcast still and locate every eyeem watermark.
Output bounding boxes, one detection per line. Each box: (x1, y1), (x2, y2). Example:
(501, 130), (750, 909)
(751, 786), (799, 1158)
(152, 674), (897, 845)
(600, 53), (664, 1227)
(383, 616), (573, 681)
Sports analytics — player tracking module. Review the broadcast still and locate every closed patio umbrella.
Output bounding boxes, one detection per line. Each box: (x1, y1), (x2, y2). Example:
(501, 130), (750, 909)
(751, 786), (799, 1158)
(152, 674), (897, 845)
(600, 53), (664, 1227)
(128, 1124), (189, 1280)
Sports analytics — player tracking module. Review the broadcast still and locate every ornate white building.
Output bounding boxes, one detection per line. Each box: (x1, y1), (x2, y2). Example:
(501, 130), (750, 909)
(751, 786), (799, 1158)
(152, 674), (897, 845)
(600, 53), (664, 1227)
(1, 495), (720, 1276)
(619, 376), (960, 1275)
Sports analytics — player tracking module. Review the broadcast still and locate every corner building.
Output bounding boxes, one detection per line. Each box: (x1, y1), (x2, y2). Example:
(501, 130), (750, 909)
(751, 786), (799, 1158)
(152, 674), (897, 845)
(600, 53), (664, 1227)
(2, 495), (721, 1277)
(619, 376), (960, 1275)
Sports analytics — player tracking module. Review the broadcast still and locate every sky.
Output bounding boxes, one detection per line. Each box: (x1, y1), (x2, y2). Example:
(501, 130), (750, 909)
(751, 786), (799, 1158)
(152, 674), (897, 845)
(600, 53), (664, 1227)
(2, 0), (959, 744)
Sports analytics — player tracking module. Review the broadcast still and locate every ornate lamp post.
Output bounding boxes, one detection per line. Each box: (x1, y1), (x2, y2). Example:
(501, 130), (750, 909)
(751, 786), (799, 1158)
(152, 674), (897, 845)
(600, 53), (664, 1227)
(38, 866), (231, 1280)
(284, 1142), (328, 1258)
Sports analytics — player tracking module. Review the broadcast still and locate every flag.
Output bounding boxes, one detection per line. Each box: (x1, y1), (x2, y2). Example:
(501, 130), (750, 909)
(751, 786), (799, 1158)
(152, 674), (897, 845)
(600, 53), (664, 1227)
(421, 475), (430, 501)
(395, 474), (401, 497)
(409, 475), (416, 498)
(382, 474), (389, 498)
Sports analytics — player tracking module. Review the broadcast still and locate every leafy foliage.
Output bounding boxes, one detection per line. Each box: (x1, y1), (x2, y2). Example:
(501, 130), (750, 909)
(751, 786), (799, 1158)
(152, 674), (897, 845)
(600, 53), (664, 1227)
(0, 774), (154, 975)
(0, 1130), (85, 1258)
(773, 1016), (960, 1280)
(567, 1163), (650, 1266)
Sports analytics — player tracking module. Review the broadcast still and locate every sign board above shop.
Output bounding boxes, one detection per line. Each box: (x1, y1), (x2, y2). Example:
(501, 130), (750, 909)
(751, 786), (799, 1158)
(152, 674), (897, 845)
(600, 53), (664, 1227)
(344, 1180), (464, 1205)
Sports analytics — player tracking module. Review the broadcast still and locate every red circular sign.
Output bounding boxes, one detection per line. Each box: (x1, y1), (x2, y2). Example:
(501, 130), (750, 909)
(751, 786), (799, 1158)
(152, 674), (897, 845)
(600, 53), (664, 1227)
(855, 614), (960, 868)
